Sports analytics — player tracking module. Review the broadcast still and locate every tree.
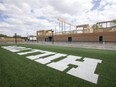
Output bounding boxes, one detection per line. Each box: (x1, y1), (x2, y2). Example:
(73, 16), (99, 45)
(92, 24), (102, 29)
(13, 35), (21, 38)
(0, 34), (7, 37)
(92, 24), (98, 29)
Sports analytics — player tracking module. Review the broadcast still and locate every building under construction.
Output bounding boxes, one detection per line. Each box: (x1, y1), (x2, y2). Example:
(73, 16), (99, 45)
(37, 19), (116, 42)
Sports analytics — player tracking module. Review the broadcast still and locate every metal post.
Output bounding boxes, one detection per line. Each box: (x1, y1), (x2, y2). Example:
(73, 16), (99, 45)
(59, 22), (60, 33)
(106, 22), (107, 28)
(62, 22), (63, 34)
(70, 24), (71, 33)
(64, 23), (65, 33)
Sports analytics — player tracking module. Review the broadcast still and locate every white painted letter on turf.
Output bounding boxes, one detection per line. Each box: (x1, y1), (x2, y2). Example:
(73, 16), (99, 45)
(2, 46), (102, 84)
(34, 53), (67, 64)
(26, 52), (56, 60)
(67, 57), (102, 84)
(47, 55), (81, 71)
(47, 55), (102, 84)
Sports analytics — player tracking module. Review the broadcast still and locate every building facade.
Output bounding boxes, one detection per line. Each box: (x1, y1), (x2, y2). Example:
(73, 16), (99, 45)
(37, 20), (116, 42)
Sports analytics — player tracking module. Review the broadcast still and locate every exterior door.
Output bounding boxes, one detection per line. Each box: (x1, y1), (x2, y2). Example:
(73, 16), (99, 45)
(99, 36), (103, 42)
(68, 37), (72, 42)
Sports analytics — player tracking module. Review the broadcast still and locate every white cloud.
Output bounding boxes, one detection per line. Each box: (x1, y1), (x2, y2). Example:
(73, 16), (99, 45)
(45, 0), (93, 15)
(0, 0), (116, 36)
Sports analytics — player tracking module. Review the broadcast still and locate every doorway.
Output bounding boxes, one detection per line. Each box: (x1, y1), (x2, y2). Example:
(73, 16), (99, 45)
(68, 37), (72, 42)
(99, 36), (103, 42)
(48, 37), (52, 42)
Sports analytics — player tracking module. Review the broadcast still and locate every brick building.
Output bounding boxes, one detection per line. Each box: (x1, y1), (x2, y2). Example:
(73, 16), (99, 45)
(37, 20), (116, 42)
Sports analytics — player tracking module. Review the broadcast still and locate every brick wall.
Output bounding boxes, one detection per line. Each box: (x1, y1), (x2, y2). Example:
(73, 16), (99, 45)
(0, 37), (24, 42)
(37, 31), (116, 42)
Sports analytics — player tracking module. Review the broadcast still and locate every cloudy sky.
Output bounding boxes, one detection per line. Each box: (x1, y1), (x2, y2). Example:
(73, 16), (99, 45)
(0, 0), (116, 36)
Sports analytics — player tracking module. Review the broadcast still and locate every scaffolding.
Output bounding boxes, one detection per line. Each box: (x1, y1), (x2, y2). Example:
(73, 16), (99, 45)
(94, 20), (116, 32)
(76, 24), (92, 33)
(56, 18), (76, 34)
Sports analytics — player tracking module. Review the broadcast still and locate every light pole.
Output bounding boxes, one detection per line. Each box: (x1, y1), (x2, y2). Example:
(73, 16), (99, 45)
(14, 33), (17, 44)
(26, 32), (28, 42)
(52, 30), (54, 45)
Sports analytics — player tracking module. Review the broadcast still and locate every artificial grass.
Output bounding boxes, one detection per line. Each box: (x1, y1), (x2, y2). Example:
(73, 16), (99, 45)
(0, 44), (116, 87)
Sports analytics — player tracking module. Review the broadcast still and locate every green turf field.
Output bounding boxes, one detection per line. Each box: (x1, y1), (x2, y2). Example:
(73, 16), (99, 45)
(0, 44), (116, 87)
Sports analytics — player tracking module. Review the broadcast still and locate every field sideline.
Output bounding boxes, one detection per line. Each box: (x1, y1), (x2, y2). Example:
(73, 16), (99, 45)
(0, 44), (116, 87)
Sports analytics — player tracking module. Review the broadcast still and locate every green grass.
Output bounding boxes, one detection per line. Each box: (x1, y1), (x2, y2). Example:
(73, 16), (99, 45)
(0, 44), (116, 87)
